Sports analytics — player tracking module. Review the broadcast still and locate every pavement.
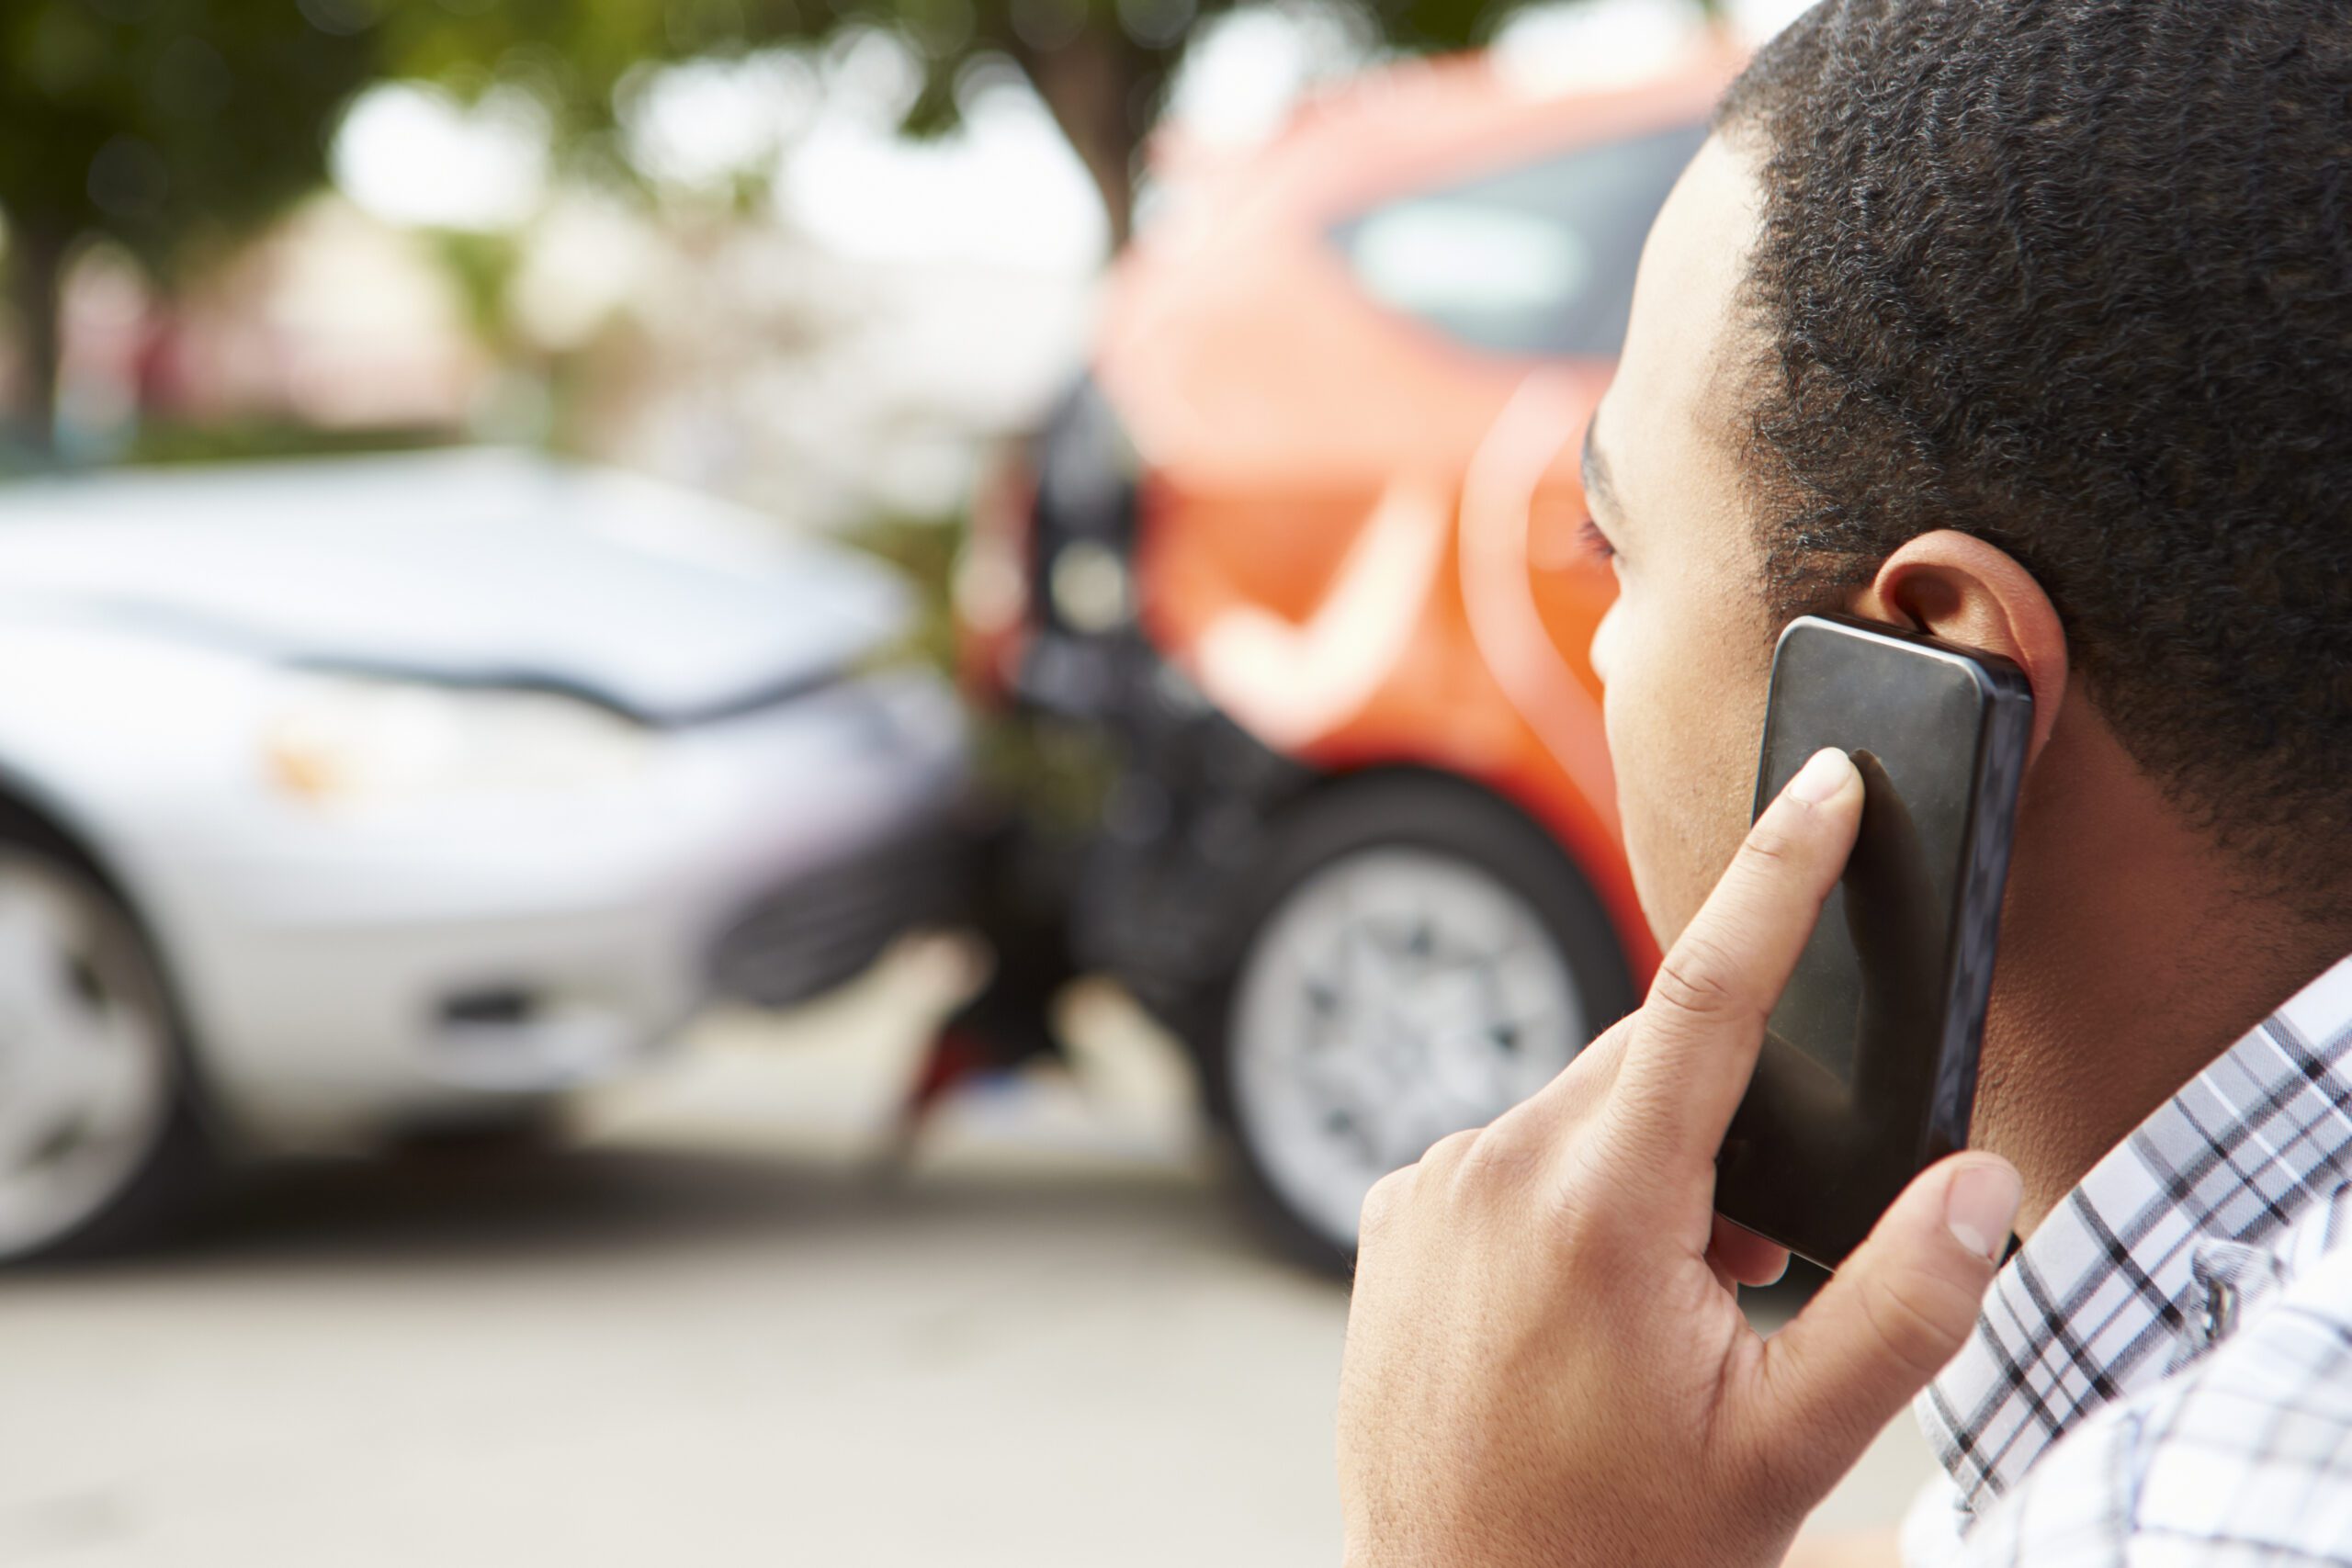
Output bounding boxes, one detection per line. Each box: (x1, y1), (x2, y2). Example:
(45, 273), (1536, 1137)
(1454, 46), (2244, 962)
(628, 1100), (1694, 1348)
(0, 942), (1933, 1566)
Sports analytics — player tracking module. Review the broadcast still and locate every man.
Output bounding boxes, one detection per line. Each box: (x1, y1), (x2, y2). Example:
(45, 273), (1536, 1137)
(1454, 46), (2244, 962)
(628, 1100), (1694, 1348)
(1335, 2), (2352, 1563)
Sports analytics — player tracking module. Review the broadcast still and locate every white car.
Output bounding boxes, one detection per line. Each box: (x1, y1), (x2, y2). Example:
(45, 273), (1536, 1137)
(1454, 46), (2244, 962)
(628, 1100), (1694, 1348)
(0, 450), (969, 1263)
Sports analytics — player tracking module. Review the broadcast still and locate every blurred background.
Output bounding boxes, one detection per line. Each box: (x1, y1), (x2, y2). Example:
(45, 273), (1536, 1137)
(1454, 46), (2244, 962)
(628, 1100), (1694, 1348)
(0, 0), (1936, 1561)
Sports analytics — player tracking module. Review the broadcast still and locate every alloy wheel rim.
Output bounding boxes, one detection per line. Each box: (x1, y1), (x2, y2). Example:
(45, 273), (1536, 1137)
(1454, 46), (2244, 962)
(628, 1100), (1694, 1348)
(1229, 845), (1589, 1251)
(0, 852), (173, 1258)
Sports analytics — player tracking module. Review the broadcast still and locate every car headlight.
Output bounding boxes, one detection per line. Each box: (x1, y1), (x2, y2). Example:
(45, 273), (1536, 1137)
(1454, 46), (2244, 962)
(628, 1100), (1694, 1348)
(265, 673), (651, 807)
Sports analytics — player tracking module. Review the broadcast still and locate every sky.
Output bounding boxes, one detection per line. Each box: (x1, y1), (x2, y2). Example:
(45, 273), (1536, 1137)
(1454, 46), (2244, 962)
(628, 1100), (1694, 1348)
(331, 0), (1819, 273)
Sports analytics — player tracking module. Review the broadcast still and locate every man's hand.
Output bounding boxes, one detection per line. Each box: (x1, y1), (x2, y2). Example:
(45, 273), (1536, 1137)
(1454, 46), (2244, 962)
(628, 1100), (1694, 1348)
(1337, 748), (2021, 1568)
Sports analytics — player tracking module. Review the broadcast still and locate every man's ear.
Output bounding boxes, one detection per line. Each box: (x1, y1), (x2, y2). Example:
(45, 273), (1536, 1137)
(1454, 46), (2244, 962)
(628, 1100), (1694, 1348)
(1843, 529), (2068, 761)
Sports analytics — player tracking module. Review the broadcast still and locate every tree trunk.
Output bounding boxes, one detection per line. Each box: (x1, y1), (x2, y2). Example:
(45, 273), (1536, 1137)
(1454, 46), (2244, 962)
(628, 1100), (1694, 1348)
(1011, 30), (1148, 250)
(7, 225), (68, 458)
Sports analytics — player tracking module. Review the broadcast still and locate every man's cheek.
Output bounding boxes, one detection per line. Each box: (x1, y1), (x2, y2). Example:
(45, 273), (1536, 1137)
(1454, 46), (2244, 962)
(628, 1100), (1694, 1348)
(1617, 792), (1690, 951)
(1614, 732), (1736, 950)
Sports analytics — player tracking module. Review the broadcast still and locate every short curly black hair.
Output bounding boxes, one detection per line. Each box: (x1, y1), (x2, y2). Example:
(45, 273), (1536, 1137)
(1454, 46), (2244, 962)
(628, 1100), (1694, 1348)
(1717, 0), (2352, 908)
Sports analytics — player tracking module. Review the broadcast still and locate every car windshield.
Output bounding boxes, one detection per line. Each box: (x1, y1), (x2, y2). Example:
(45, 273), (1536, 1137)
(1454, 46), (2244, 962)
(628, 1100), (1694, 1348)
(1329, 119), (1709, 360)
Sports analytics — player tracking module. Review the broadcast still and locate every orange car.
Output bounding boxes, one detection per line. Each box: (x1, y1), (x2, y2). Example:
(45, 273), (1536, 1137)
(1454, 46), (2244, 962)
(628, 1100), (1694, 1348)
(956, 48), (1739, 1263)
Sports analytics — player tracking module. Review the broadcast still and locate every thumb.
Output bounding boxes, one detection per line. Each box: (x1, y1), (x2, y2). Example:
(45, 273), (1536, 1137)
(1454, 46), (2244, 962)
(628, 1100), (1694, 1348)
(1746, 1155), (2019, 1491)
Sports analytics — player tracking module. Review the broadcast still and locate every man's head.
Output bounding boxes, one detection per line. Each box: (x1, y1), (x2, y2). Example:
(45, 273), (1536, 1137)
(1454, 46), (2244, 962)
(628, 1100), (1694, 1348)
(1589, 0), (2352, 951)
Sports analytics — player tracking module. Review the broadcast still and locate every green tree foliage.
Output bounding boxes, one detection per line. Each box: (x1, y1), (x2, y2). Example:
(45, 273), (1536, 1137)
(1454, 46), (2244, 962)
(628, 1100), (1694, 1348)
(384, 0), (1547, 252)
(1, 0), (1700, 453)
(0, 0), (380, 451)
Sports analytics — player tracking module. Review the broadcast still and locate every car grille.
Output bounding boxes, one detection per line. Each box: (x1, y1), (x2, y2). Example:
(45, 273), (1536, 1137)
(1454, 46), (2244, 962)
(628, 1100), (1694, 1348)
(707, 829), (969, 1009)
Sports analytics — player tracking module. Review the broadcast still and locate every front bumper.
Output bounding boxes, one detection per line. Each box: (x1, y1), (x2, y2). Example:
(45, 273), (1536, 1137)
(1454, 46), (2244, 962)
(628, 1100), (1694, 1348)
(127, 669), (971, 1144)
(1004, 630), (1310, 1033)
(707, 818), (967, 1008)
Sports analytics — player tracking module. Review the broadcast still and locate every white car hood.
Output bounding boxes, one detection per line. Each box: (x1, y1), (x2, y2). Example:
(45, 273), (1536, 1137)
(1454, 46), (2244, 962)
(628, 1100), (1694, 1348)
(0, 449), (911, 724)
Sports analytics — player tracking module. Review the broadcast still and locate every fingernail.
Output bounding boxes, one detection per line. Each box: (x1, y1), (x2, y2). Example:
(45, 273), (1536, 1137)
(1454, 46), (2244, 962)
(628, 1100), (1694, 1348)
(1787, 748), (1852, 805)
(1946, 1163), (2022, 1265)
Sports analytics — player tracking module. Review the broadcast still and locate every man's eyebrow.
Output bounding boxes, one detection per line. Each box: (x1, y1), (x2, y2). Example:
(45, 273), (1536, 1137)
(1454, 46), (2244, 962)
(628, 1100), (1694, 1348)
(1579, 411), (1620, 520)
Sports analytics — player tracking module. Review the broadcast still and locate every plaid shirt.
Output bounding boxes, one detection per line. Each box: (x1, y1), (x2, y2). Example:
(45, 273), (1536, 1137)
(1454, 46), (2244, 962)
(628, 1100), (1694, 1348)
(1902, 953), (2352, 1565)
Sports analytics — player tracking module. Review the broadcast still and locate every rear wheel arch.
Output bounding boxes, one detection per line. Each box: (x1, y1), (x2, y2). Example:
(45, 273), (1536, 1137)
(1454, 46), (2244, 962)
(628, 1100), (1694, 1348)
(1295, 728), (1658, 987)
(1218, 754), (1641, 971)
(1236, 760), (1634, 973)
(1306, 762), (1588, 863)
(1471, 756), (1660, 987)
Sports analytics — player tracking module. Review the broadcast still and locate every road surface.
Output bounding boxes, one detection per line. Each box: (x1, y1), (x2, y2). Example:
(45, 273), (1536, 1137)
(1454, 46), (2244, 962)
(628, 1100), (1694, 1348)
(0, 946), (1932, 1565)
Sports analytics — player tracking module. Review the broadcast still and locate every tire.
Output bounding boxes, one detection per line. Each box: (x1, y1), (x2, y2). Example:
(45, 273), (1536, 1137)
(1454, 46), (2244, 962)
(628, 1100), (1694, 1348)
(0, 832), (210, 1266)
(1199, 774), (1637, 1271)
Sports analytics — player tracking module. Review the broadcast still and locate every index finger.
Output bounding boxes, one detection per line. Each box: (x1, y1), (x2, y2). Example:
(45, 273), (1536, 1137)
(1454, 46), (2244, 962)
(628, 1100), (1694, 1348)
(1612, 746), (1863, 1157)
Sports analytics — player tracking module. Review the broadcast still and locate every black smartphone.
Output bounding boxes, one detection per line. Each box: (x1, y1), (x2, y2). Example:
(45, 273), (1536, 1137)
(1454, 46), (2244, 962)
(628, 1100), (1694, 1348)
(1713, 614), (2033, 1268)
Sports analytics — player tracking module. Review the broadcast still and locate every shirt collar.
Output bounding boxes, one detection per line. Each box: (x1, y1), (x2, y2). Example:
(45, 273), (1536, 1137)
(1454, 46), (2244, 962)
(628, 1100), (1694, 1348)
(1915, 952), (2352, 1517)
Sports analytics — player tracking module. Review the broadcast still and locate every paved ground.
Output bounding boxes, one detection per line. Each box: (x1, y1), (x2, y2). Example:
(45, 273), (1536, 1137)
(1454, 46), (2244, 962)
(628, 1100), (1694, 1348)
(0, 945), (1931, 1566)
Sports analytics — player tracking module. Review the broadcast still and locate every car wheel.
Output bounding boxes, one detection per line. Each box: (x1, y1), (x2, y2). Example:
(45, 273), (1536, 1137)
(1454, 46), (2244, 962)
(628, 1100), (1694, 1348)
(0, 842), (207, 1265)
(1204, 776), (1636, 1269)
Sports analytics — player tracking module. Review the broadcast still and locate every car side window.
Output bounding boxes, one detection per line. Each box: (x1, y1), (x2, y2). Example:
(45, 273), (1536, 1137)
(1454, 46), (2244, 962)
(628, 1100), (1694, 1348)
(1329, 120), (1709, 360)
